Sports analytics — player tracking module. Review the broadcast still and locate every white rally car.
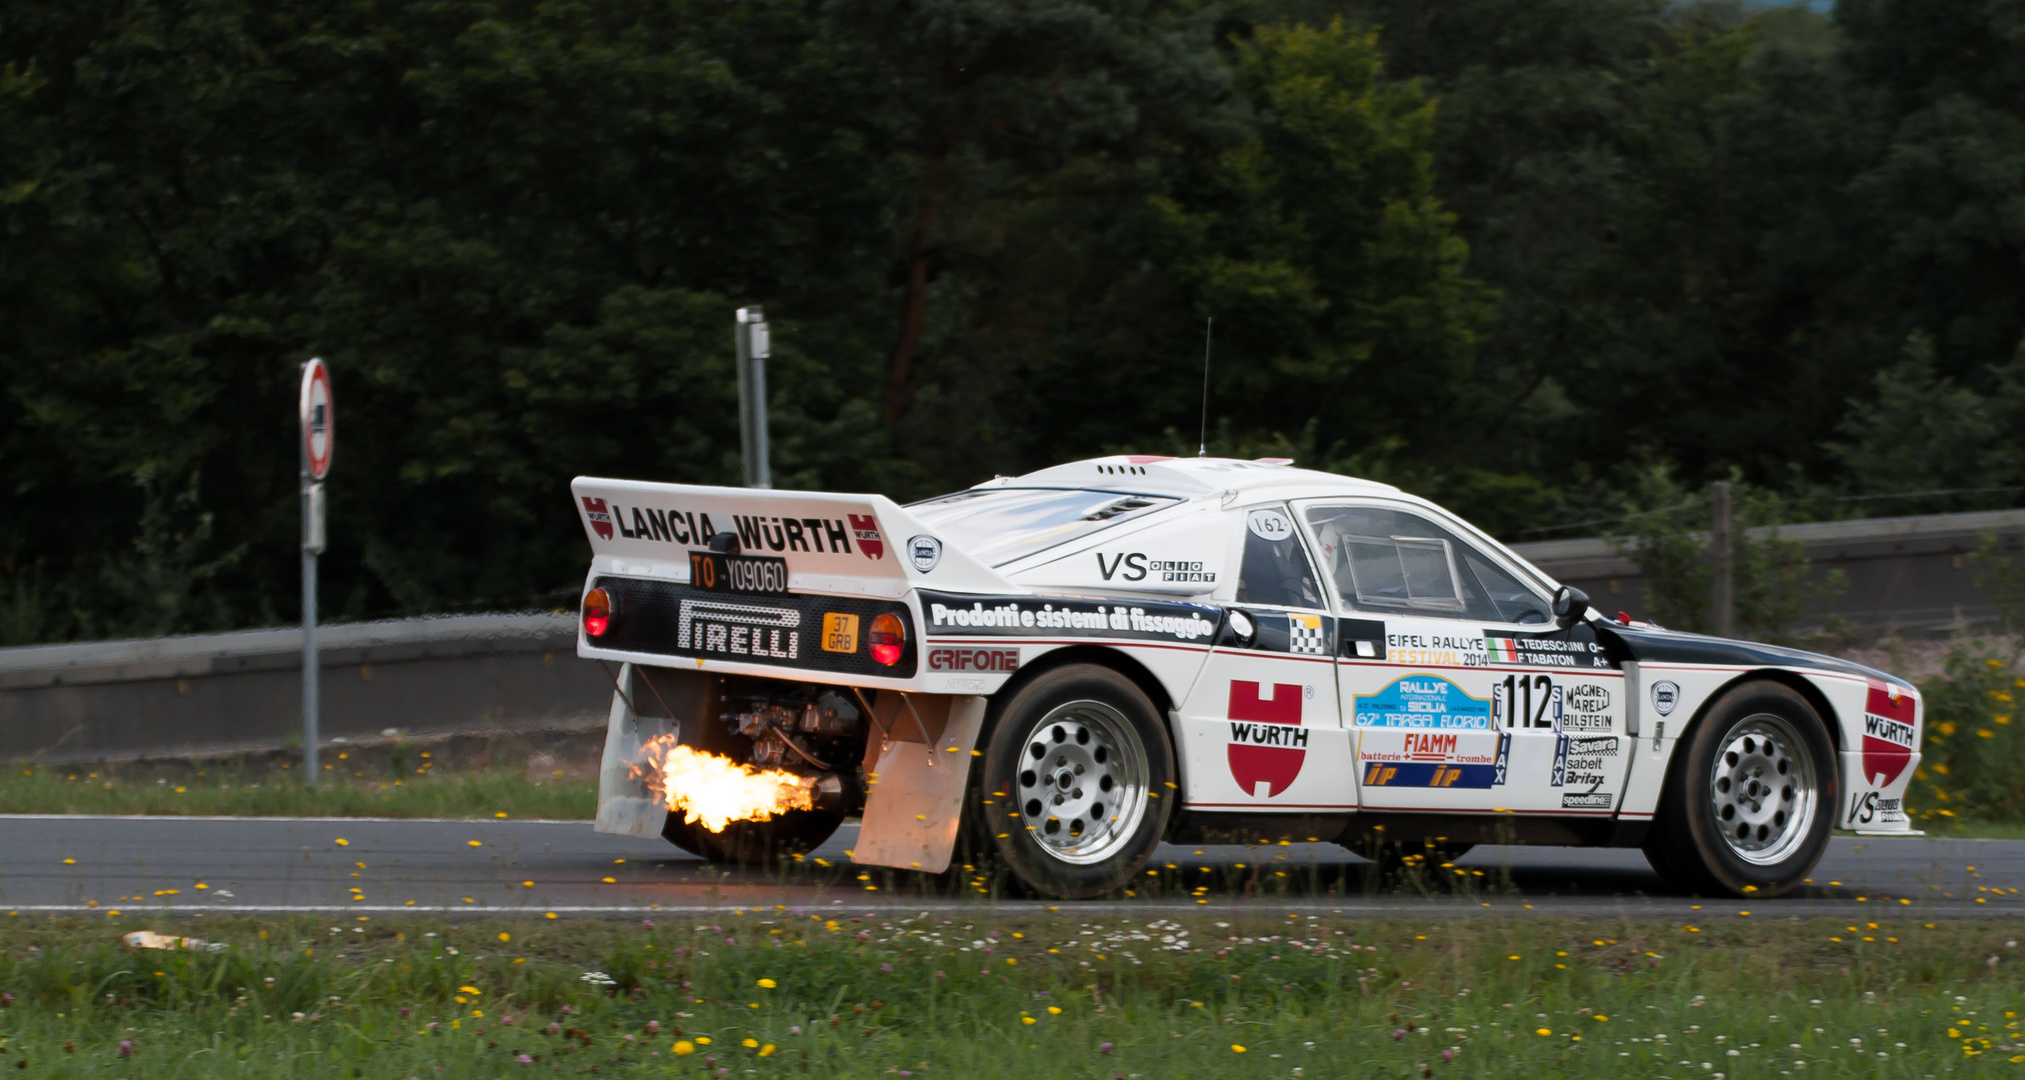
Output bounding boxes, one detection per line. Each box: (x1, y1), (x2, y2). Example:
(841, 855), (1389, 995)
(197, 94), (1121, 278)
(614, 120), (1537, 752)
(573, 456), (1920, 899)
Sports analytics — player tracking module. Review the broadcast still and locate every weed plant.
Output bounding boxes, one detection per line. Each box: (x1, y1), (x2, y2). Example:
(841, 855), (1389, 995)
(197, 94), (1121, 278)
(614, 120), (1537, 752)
(0, 761), (595, 819)
(0, 912), (2017, 1077)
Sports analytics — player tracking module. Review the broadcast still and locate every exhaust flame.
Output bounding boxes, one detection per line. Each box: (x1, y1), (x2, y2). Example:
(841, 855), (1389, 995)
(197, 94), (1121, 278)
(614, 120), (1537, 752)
(631, 735), (812, 833)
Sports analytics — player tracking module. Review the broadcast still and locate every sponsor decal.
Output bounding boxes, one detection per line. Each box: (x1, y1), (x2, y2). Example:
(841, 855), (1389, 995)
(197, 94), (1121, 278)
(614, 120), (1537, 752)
(1560, 735), (1620, 791)
(1246, 508), (1294, 541)
(820, 613), (860, 654)
(1483, 633), (1613, 669)
(1227, 681), (1306, 798)
(1288, 613), (1327, 655)
(1362, 731), (1511, 789)
(1561, 792), (1613, 809)
(1387, 630), (1487, 668)
(927, 647), (1019, 673)
(676, 598), (800, 660)
(1096, 553), (1217, 584)
(849, 514), (885, 560)
(1650, 680), (1681, 716)
(922, 595), (1217, 643)
(1566, 683), (1610, 712)
(1353, 675), (1493, 730)
(1846, 790), (1906, 826)
(687, 551), (789, 596)
(582, 497), (615, 541)
(1861, 681), (1916, 787)
(731, 515), (852, 554)
(908, 535), (943, 573)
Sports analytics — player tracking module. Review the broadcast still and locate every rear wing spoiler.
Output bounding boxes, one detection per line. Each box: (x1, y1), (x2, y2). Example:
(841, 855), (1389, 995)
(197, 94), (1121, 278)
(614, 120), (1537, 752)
(570, 477), (1016, 597)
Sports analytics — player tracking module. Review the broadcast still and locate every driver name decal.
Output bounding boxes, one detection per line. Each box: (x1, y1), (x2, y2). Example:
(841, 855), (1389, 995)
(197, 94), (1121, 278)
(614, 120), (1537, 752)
(1226, 681), (1305, 798)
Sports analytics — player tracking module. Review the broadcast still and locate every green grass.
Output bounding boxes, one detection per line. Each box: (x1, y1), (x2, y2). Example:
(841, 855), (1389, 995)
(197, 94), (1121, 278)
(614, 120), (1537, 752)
(0, 911), (2018, 1077)
(0, 760), (596, 819)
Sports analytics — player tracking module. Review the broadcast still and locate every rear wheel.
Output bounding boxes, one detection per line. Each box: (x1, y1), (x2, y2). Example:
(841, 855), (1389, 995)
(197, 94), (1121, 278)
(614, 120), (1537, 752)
(975, 664), (1175, 899)
(1643, 680), (1834, 897)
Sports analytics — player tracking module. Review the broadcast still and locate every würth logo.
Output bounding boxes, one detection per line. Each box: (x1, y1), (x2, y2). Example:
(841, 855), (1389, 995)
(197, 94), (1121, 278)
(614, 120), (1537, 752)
(849, 514), (884, 560)
(582, 497), (614, 541)
(1861, 682), (1915, 788)
(1226, 681), (1305, 799)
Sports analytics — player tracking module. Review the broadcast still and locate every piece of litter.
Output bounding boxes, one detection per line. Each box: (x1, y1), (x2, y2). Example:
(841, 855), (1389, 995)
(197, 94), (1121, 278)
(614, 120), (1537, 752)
(124, 930), (226, 953)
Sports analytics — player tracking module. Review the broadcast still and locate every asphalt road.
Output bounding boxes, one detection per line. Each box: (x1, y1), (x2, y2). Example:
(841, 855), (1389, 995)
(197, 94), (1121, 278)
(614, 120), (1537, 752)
(1, 815), (2019, 918)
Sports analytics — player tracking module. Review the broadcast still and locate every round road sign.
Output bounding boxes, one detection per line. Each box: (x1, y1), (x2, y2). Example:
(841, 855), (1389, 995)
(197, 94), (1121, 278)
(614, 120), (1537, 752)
(300, 358), (335, 479)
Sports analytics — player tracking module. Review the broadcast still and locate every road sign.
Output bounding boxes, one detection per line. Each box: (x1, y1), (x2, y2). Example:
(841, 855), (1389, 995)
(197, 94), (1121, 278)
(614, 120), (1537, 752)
(300, 358), (334, 480)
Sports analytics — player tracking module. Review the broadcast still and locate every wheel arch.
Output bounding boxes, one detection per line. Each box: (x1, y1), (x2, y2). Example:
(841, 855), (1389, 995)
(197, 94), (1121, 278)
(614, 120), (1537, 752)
(1651, 667), (1844, 818)
(987, 644), (1177, 719)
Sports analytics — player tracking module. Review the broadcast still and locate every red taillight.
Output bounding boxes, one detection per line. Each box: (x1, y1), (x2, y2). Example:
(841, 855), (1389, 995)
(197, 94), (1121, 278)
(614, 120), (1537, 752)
(583, 587), (613, 638)
(869, 612), (906, 666)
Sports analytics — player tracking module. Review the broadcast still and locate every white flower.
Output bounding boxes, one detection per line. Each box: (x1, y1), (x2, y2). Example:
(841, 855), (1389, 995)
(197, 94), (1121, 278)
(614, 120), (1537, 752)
(580, 971), (617, 987)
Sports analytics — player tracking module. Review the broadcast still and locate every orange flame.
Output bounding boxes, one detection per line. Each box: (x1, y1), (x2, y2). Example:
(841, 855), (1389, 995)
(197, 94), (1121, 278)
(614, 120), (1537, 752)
(631, 735), (811, 833)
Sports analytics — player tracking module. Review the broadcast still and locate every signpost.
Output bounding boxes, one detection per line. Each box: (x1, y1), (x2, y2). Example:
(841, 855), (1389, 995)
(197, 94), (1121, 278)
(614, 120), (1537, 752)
(735, 306), (771, 488)
(299, 359), (334, 781)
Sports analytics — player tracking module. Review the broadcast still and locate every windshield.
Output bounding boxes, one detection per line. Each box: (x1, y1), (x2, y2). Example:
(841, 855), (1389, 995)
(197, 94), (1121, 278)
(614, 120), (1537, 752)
(907, 488), (1180, 567)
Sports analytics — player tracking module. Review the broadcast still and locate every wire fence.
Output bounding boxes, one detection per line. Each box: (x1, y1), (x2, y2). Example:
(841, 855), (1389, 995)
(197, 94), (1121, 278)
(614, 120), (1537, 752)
(1515, 485), (2025, 539)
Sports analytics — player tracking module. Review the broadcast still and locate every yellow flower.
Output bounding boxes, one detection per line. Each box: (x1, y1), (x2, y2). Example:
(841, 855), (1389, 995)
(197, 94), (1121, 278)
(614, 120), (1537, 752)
(334, 838), (349, 846)
(1939, 723), (1957, 737)
(497, 933), (510, 942)
(1232, 1044), (1247, 1053)
(1047, 1006), (1062, 1015)
(467, 840), (482, 847)
(458, 986), (480, 995)
(758, 978), (776, 989)
(1537, 1028), (1553, 1036)
(673, 1041), (695, 1056)
(696, 1037), (711, 1045)
(1979, 729), (1996, 738)
(743, 1038), (759, 1048)
(759, 1044), (776, 1057)
(1594, 1015), (1609, 1022)
(1021, 1016), (1036, 1025)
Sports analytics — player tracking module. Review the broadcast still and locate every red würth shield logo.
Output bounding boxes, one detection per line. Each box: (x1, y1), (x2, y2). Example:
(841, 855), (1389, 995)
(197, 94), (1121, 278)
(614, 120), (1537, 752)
(1861, 681), (1916, 788)
(849, 514), (884, 559)
(1226, 681), (1306, 798)
(582, 497), (614, 541)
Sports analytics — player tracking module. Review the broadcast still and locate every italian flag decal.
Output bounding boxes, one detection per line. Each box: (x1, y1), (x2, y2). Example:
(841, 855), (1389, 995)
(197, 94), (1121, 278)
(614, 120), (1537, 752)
(1484, 635), (1519, 663)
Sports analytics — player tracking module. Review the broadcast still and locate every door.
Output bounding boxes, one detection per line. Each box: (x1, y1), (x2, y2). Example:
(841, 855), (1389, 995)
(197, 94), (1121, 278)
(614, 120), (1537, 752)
(1174, 504), (1354, 813)
(1302, 501), (1631, 817)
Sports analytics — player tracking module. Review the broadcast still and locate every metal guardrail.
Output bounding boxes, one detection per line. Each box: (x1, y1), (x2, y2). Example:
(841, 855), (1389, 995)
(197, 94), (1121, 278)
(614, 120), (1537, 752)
(3, 507), (2018, 762)
(0, 613), (607, 763)
(1508, 508), (2025, 632)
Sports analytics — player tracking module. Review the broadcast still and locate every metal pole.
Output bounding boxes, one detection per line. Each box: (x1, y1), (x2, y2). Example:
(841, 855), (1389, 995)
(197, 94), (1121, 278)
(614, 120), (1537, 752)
(735, 306), (772, 488)
(301, 384), (320, 783)
(1709, 480), (1734, 638)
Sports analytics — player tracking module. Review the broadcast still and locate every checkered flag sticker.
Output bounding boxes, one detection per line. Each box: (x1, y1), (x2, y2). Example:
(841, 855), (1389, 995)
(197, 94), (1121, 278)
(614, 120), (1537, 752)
(1288, 613), (1327, 655)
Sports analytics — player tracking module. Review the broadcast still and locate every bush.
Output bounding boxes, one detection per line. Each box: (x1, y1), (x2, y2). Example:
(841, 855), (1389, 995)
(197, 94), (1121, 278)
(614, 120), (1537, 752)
(1908, 638), (2025, 826)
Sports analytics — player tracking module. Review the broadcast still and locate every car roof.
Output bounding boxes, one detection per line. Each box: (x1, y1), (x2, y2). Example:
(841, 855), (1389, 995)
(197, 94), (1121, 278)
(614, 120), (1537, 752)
(971, 455), (1402, 500)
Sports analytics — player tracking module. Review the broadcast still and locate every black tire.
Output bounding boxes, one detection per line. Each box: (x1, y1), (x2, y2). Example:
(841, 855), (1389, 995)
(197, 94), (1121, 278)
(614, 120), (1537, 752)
(1643, 680), (1836, 898)
(971, 663), (1176, 900)
(665, 808), (844, 866)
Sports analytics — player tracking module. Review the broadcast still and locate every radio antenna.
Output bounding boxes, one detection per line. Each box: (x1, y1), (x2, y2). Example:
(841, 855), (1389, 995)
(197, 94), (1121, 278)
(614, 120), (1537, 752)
(1197, 316), (1213, 458)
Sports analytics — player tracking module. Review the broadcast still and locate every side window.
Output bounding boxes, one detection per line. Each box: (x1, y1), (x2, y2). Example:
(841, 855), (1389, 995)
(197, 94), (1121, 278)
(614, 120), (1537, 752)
(1236, 505), (1324, 609)
(1304, 505), (1547, 623)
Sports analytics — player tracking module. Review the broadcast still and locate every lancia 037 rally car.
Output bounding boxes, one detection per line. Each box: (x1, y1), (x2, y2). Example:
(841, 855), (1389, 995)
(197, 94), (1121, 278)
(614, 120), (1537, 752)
(573, 456), (1921, 899)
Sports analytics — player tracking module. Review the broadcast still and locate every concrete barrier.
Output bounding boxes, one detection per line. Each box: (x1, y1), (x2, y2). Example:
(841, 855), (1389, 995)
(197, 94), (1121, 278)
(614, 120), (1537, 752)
(1509, 508), (2025, 634)
(0, 613), (608, 764)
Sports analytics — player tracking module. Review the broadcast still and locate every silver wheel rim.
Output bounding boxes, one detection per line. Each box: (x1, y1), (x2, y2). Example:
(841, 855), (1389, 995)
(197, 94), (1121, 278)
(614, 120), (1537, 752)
(1012, 700), (1149, 866)
(1708, 714), (1818, 866)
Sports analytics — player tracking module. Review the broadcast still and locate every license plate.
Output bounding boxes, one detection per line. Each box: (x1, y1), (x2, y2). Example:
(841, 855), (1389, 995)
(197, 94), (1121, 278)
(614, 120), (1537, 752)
(687, 551), (789, 596)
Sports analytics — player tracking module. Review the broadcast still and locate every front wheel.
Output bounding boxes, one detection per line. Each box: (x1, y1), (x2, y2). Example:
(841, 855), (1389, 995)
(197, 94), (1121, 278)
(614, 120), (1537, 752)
(974, 664), (1176, 899)
(1643, 680), (1835, 897)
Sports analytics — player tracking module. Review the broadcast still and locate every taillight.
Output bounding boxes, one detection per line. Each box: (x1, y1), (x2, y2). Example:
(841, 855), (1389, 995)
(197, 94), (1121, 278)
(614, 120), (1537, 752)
(869, 612), (906, 666)
(582, 587), (613, 638)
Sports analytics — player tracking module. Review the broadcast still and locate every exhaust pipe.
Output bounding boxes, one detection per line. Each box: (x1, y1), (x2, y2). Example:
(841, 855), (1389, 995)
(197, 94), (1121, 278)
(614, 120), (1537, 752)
(800, 772), (847, 813)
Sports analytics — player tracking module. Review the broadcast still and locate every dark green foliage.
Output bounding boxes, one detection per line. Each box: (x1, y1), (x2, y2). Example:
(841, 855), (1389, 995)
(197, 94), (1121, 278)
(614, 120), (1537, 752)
(4, 0), (2025, 642)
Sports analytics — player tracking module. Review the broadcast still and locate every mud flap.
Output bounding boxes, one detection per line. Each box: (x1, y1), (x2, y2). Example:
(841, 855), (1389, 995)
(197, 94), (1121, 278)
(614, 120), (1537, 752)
(594, 663), (674, 837)
(852, 694), (986, 873)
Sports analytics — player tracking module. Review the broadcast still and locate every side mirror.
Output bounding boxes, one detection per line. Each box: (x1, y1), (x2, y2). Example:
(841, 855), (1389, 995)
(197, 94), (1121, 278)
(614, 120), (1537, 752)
(1226, 609), (1257, 648)
(1552, 585), (1589, 628)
